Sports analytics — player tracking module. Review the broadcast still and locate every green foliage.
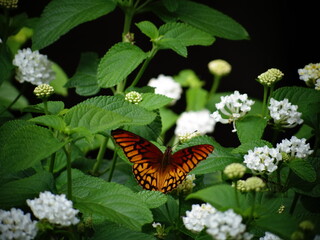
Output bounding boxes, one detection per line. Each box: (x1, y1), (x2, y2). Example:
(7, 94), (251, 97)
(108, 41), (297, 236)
(236, 115), (268, 143)
(32, 0), (116, 50)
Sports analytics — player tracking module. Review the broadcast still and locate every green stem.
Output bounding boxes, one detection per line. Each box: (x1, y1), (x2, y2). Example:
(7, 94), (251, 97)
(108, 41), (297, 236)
(43, 98), (49, 115)
(63, 144), (73, 200)
(0, 84), (26, 115)
(249, 192), (256, 221)
(209, 75), (221, 96)
(261, 85), (269, 117)
(289, 192), (300, 215)
(129, 46), (158, 88)
(92, 137), (109, 175)
(107, 151), (118, 182)
(49, 152), (56, 173)
(234, 181), (240, 208)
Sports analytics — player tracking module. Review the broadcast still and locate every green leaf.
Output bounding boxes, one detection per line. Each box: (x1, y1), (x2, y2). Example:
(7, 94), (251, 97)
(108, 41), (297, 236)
(236, 115), (268, 144)
(98, 43), (148, 88)
(64, 104), (131, 134)
(65, 52), (100, 96)
(153, 0), (249, 40)
(136, 21), (159, 39)
(157, 38), (187, 57)
(81, 95), (157, 125)
(295, 124), (314, 140)
(29, 115), (66, 131)
(272, 86), (320, 128)
(50, 62), (68, 96)
(159, 22), (215, 47)
(22, 101), (65, 115)
(0, 172), (54, 209)
(0, 45), (14, 85)
(0, 120), (65, 177)
(159, 107), (178, 134)
(136, 191), (167, 209)
(0, 81), (28, 109)
(92, 223), (155, 240)
(56, 169), (153, 231)
(174, 69), (203, 88)
(254, 214), (298, 239)
(187, 184), (244, 211)
(232, 140), (273, 154)
(287, 158), (316, 182)
(186, 87), (208, 111)
(32, 0), (116, 49)
(139, 93), (172, 110)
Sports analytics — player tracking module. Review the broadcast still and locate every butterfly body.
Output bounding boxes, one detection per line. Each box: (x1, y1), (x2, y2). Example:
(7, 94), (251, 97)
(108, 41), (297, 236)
(111, 129), (214, 193)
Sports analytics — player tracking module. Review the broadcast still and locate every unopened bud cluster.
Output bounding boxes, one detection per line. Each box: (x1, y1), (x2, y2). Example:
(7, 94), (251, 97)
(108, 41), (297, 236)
(0, 0), (18, 8)
(224, 163), (246, 180)
(33, 84), (54, 98)
(257, 68), (284, 86)
(208, 59), (231, 76)
(125, 91), (142, 104)
(235, 176), (265, 192)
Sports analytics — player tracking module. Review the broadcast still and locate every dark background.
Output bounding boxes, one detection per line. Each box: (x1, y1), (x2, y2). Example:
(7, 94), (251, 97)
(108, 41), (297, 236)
(18, 0), (319, 145)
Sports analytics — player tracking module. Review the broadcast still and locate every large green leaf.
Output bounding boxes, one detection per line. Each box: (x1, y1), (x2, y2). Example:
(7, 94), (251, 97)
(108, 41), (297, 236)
(186, 87), (208, 111)
(65, 52), (100, 96)
(81, 95), (157, 125)
(0, 46), (13, 86)
(98, 43), (148, 88)
(139, 93), (172, 110)
(0, 120), (65, 177)
(152, 0), (249, 40)
(136, 21), (159, 40)
(236, 115), (268, 144)
(51, 62), (68, 96)
(56, 169), (153, 231)
(287, 158), (316, 183)
(0, 81), (28, 109)
(29, 115), (66, 131)
(32, 0), (116, 49)
(0, 172), (54, 209)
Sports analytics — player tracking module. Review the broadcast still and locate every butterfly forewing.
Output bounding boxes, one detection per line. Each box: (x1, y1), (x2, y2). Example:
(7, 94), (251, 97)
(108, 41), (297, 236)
(111, 129), (214, 194)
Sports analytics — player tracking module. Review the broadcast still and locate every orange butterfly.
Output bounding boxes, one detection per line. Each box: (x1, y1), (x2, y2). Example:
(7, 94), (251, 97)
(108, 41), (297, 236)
(111, 129), (214, 193)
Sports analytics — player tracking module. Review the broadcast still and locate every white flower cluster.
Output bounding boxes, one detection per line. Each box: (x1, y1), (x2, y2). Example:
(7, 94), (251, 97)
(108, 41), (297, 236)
(276, 136), (313, 160)
(183, 204), (252, 239)
(244, 146), (282, 174)
(183, 203), (217, 232)
(259, 231), (282, 240)
(176, 174), (196, 195)
(12, 48), (55, 86)
(315, 79), (320, 90)
(210, 91), (255, 132)
(206, 209), (253, 240)
(147, 74), (182, 105)
(268, 98), (303, 128)
(0, 208), (38, 240)
(26, 191), (79, 226)
(175, 109), (215, 137)
(298, 63), (320, 88)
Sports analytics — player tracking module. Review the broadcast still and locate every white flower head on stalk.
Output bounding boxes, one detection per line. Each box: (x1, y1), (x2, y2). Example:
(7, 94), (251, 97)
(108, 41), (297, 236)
(210, 91), (255, 132)
(259, 231), (282, 240)
(243, 146), (282, 174)
(268, 98), (303, 128)
(276, 136), (313, 161)
(205, 209), (253, 240)
(182, 203), (217, 232)
(298, 63), (320, 87)
(208, 59), (231, 76)
(175, 109), (215, 137)
(12, 48), (55, 86)
(147, 74), (182, 105)
(26, 191), (79, 226)
(0, 208), (38, 240)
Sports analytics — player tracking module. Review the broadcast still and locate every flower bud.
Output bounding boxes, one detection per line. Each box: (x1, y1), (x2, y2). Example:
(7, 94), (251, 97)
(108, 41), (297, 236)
(224, 163), (246, 180)
(125, 91), (142, 104)
(257, 68), (284, 86)
(245, 176), (265, 192)
(33, 84), (54, 99)
(208, 59), (231, 76)
(0, 0), (18, 8)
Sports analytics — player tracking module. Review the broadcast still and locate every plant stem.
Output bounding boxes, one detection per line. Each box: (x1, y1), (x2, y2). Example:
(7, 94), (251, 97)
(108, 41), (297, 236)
(209, 75), (221, 96)
(63, 144), (73, 200)
(92, 137), (108, 175)
(129, 46), (158, 88)
(43, 98), (49, 115)
(107, 151), (118, 182)
(49, 152), (56, 173)
(289, 192), (300, 215)
(261, 85), (269, 117)
(249, 192), (256, 221)
(234, 181), (240, 208)
(0, 84), (26, 115)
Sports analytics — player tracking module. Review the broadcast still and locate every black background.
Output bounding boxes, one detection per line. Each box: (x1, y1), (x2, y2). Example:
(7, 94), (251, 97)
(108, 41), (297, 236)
(18, 0), (319, 145)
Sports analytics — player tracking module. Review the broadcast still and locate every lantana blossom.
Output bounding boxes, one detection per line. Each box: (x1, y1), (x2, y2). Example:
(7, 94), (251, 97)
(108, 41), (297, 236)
(276, 136), (313, 160)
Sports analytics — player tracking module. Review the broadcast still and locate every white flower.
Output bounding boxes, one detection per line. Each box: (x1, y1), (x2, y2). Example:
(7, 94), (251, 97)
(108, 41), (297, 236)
(259, 231), (282, 240)
(175, 109), (215, 137)
(208, 59), (231, 76)
(147, 74), (182, 105)
(276, 136), (313, 160)
(12, 48), (55, 86)
(205, 209), (252, 240)
(298, 63), (320, 86)
(182, 203), (217, 232)
(314, 235), (320, 240)
(26, 191), (79, 226)
(244, 146), (282, 174)
(210, 91), (254, 132)
(268, 98), (303, 128)
(0, 208), (38, 240)
(315, 79), (320, 90)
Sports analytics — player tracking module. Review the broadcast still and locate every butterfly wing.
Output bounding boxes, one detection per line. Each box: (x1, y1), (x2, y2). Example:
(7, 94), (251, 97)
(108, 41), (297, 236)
(157, 144), (214, 193)
(111, 129), (164, 191)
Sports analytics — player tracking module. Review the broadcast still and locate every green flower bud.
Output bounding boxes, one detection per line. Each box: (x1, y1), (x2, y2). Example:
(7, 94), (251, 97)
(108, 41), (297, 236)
(224, 163), (246, 180)
(125, 91), (142, 104)
(33, 84), (54, 99)
(208, 59), (231, 76)
(257, 68), (284, 86)
(291, 231), (304, 240)
(299, 220), (314, 231)
(0, 0), (18, 8)
(245, 176), (265, 192)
